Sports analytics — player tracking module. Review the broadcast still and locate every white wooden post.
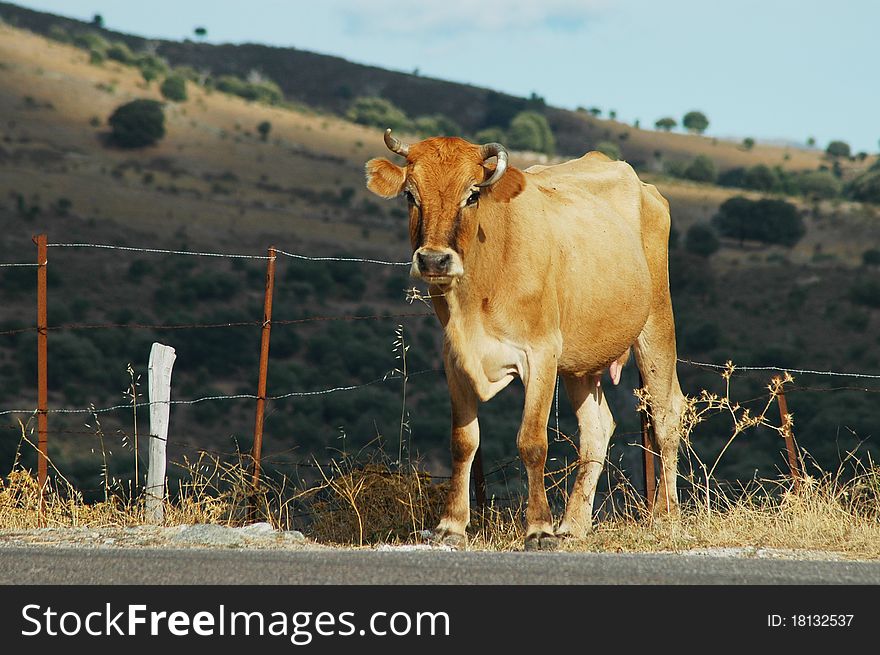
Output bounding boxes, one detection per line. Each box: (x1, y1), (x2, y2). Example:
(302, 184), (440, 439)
(146, 342), (176, 524)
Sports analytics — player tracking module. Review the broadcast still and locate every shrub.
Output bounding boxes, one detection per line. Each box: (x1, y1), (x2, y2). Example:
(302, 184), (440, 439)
(346, 96), (409, 131)
(106, 41), (136, 64)
(849, 278), (880, 308)
(654, 117), (676, 131)
(713, 196), (805, 246)
(796, 170), (842, 199)
(506, 111), (555, 154)
(137, 54), (168, 83)
(846, 170), (880, 204)
(685, 224), (720, 257)
(825, 140), (851, 158)
(862, 249), (880, 267)
(474, 127), (506, 144)
(413, 114), (461, 137)
(741, 164), (780, 192)
(257, 120), (272, 141)
(742, 137), (755, 150)
(594, 141), (621, 160)
(108, 99), (165, 148)
(682, 155), (717, 183)
(160, 74), (187, 102)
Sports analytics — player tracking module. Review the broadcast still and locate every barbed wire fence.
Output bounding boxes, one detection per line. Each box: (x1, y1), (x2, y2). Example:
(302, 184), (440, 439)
(2, 235), (879, 521)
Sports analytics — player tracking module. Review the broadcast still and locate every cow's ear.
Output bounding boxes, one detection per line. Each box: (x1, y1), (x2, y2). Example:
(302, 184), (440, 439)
(365, 158), (407, 198)
(485, 166), (525, 203)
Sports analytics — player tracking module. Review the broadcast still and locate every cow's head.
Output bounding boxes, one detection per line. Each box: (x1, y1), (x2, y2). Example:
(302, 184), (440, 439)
(365, 129), (525, 285)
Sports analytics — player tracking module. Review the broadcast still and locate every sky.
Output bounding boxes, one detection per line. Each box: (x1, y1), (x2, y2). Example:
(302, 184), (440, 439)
(7, 0), (879, 153)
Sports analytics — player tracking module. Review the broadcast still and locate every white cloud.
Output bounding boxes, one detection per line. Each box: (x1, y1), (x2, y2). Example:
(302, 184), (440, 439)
(327, 0), (607, 36)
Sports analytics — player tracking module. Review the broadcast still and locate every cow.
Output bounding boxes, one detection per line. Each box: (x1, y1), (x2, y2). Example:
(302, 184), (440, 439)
(365, 129), (686, 550)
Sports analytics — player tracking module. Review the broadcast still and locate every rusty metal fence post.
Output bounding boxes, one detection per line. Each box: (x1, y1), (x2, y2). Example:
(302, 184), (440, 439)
(250, 246), (276, 496)
(34, 234), (49, 501)
(774, 377), (800, 490)
(638, 372), (656, 514)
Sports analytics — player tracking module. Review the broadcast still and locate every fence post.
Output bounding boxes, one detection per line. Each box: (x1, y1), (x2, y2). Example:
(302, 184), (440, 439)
(33, 234), (48, 504)
(774, 377), (800, 490)
(639, 371), (656, 514)
(250, 246), (276, 497)
(146, 342), (176, 524)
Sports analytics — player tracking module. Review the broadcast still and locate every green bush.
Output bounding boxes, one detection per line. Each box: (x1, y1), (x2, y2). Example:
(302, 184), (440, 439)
(106, 41), (136, 64)
(849, 278), (880, 308)
(413, 114), (462, 138)
(473, 127), (506, 144)
(160, 74), (187, 102)
(713, 196), (805, 246)
(257, 120), (272, 141)
(682, 155), (717, 183)
(846, 170), (880, 204)
(108, 99), (165, 148)
(684, 224), (720, 257)
(137, 54), (168, 83)
(796, 170), (841, 199)
(594, 141), (621, 160)
(862, 249), (880, 267)
(825, 140), (851, 158)
(506, 111), (555, 154)
(742, 164), (780, 192)
(346, 96), (409, 131)
(654, 117), (676, 131)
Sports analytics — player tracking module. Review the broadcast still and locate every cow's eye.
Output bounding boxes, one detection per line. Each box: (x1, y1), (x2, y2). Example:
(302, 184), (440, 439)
(466, 190), (480, 206)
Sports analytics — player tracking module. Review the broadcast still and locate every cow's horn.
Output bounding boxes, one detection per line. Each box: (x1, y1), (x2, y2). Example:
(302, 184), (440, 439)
(478, 142), (509, 187)
(384, 128), (410, 157)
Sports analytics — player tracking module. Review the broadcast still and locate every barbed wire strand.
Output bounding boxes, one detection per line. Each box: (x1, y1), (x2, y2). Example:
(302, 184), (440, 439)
(275, 248), (409, 267)
(47, 242), (274, 259)
(677, 358), (880, 380)
(0, 368), (445, 418)
(0, 262), (40, 267)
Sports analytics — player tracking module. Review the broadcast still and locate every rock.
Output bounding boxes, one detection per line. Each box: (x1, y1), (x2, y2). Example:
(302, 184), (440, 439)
(171, 524), (244, 547)
(283, 530), (305, 542)
(240, 522), (275, 535)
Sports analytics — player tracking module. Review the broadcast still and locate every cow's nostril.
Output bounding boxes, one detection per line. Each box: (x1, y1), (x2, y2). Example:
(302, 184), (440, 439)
(438, 254), (451, 269)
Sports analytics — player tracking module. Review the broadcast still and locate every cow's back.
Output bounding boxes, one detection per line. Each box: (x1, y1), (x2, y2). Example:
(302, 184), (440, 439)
(509, 154), (656, 374)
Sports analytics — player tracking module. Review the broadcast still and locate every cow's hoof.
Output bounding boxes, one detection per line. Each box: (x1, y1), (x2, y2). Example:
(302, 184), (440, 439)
(524, 533), (559, 551)
(423, 529), (466, 549)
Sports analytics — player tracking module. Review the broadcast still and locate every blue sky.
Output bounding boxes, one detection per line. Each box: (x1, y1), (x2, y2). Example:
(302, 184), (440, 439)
(9, 0), (878, 153)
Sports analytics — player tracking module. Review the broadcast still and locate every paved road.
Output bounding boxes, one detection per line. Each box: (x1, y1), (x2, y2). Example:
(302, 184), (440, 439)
(2, 546), (880, 584)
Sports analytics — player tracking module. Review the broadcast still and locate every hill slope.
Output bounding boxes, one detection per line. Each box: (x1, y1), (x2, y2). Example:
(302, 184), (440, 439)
(0, 17), (878, 498)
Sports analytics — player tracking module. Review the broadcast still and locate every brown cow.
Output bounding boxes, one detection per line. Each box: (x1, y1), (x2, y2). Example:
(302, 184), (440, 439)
(365, 129), (686, 550)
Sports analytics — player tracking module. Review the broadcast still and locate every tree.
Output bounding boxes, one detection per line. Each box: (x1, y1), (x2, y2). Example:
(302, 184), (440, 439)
(742, 164), (780, 192)
(806, 136), (816, 147)
(796, 170), (841, 199)
(742, 137), (755, 150)
(108, 99), (165, 148)
(414, 114), (461, 137)
(655, 117), (676, 131)
(846, 170), (880, 204)
(685, 224), (720, 257)
(160, 75), (187, 102)
(609, 109), (617, 120)
(346, 96), (409, 132)
(826, 140), (851, 158)
(507, 111), (555, 155)
(682, 155), (717, 183)
(713, 196), (805, 246)
(862, 249), (880, 267)
(91, 14), (104, 28)
(588, 107), (601, 117)
(682, 110), (709, 134)
(194, 27), (207, 39)
(257, 120), (272, 141)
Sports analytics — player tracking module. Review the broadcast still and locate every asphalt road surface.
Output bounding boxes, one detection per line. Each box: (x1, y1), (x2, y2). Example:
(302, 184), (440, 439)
(3, 547), (880, 584)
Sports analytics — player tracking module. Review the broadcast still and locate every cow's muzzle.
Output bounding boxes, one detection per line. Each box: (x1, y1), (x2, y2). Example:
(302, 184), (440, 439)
(411, 247), (463, 284)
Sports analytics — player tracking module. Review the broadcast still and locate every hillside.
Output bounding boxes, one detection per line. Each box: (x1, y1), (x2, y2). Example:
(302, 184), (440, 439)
(0, 14), (879, 501)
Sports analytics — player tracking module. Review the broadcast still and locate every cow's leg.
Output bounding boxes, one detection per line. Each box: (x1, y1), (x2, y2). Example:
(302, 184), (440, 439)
(556, 374), (615, 538)
(432, 364), (480, 547)
(519, 355), (559, 551)
(633, 308), (686, 515)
